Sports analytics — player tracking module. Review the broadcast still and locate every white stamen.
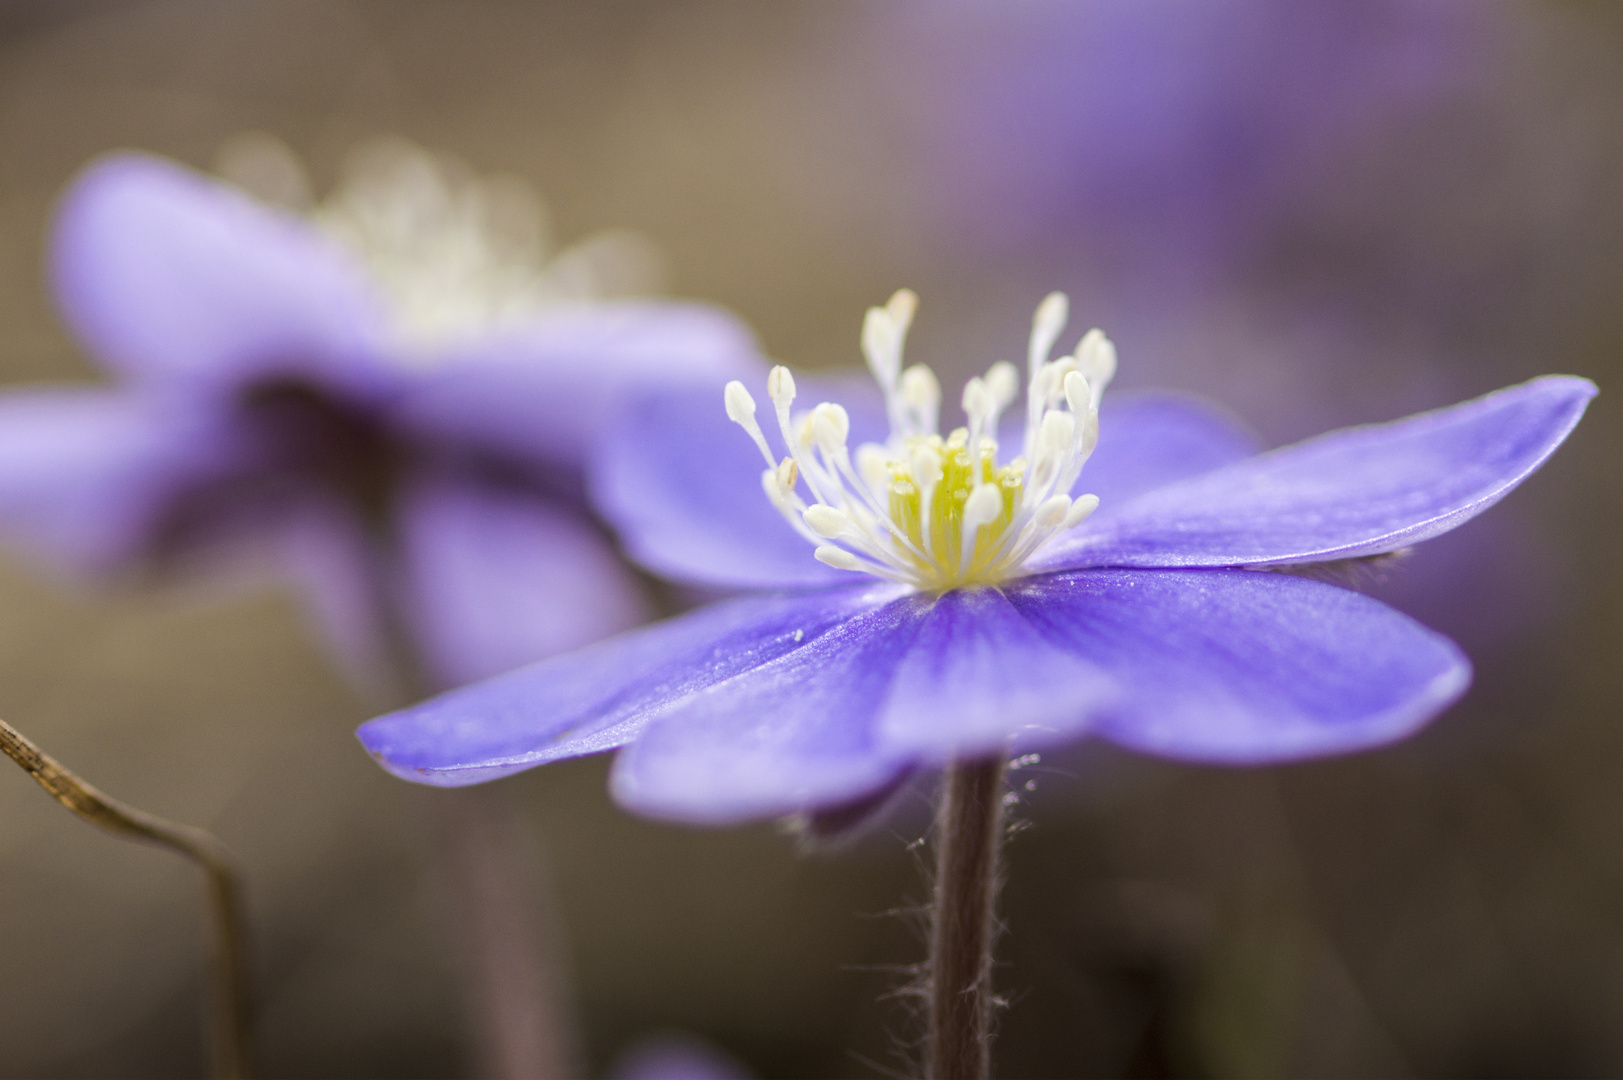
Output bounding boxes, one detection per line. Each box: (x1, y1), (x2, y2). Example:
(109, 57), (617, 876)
(856, 443), (891, 495)
(886, 287), (919, 331)
(776, 458), (799, 496)
(815, 545), (864, 571)
(1062, 370), (1091, 417)
(804, 505), (853, 539)
(986, 361), (1020, 409)
(297, 137), (657, 353)
(1029, 292), (1069, 375)
(1076, 330), (1116, 406)
(1063, 494), (1100, 529)
(862, 307), (898, 386)
(724, 380), (756, 424)
(1035, 494), (1072, 530)
(963, 483), (1003, 527)
(810, 402), (850, 455)
(1039, 410), (1075, 458)
(959, 482), (1004, 577)
(910, 445), (943, 490)
(725, 381), (776, 467)
(768, 365), (796, 409)
(899, 364), (941, 437)
(722, 290), (1116, 590)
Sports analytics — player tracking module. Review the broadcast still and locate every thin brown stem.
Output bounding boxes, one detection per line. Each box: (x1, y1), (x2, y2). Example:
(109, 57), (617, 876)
(0, 716), (251, 1079)
(927, 755), (1008, 1080)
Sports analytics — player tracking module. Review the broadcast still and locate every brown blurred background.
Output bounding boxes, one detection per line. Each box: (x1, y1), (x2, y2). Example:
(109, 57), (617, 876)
(0, 2), (1620, 1077)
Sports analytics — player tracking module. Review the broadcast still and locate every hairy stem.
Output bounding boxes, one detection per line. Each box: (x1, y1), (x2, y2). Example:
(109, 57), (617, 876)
(928, 755), (1008, 1080)
(0, 717), (251, 1079)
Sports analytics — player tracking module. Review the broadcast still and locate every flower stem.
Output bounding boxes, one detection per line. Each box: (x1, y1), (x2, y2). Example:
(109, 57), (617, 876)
(362, 541), (577, 1079)
(0, 716), (251, 1079)
(928, 755), (1008, 1080)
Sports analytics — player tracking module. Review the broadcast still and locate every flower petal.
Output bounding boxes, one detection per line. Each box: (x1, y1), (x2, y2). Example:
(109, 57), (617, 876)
(356, 582), (897, 786)
(1008, 568), (1471, 762)
(51, 153), (392, 393)
(1064, 390), (1260, 511)
(877, 585), (1118, 762)
(591, 382), (848, 590)
(393, 475), (650, 689)
(608, 593), (925, 824)
(0, 387), (232, 573)
(390, 302), (765, 473)
(1037, 376), (1595, 572)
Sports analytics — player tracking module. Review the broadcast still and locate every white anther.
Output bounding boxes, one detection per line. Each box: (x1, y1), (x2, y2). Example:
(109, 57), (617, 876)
(804, 504), (852, 539)
(767, 365), (797, 408)
(794, 413), (815, 449)
(1063, 494), (1100, 528)
(775, 457), (798, 494)
(1076, 330), (1116, 399)
(1062, 370), (1091, 416)
(723, 380), (756, 424)
(962, 376), (994, 422)
(1035, 494), (1072, 530)
(815, 545), (864, 571)
(986, 361), (1020, 408)
(910, 445), (943, 490)
(811, 402), (850, 453)
(963, 483), (1003, 528)
(1079, 408), (1100, 457)
(899, 364), (940, 416)
(856, 443), (890, 495)
(886, 287), (918, 331)
(862, 307), (900, 386)
(725, 380), (776, 467)
(1029, 292), (1069, 371)
(1039, 410), (1075, 456)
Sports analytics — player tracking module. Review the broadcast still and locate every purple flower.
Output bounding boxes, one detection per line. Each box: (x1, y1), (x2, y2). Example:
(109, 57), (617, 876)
(859, 0), (1495, 269)
(357, 291), (1592, 824)
(611, 1035), (751, 1080)
(0, 142), (761, 687)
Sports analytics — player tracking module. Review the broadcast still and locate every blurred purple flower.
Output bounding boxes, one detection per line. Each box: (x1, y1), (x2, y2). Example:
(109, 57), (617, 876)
(0, 143), (761, 688)
(358, 292), (1591, 825)
(612, 1035), (751, 1080)
(864, 0), (1495, 275)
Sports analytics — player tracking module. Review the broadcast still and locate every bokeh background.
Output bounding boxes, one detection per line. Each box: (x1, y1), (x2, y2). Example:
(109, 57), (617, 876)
(0, 1), (1619, 1076)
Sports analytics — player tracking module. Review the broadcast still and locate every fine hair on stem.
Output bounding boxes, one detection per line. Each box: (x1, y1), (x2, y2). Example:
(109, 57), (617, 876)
(927, 754), (1009, 1080)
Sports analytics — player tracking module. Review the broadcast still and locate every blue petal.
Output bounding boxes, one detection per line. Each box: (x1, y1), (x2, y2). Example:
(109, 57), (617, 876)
(590, 374), (888, 590)
(1008, 568), (1471, 762)
(390, 302), (764, 472)
(1064, 390), (1259, 512)
(1037, 376), (1595, 572)
(608, 593), (925, 824)
(0, 387), (234, 573)
(393, 475), (650, 688)
(592, 382), (844, 589)
(876, 585), (1118, 762)
(51, 153), (394, 394)
(356, 582), (898, 786)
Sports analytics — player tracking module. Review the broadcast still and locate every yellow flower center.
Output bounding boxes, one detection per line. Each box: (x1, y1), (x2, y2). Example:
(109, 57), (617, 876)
(725, 289), (1113, 592)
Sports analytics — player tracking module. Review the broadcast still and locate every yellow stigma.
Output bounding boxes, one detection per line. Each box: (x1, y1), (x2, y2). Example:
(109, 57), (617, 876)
(886, 429), (1024, 587)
